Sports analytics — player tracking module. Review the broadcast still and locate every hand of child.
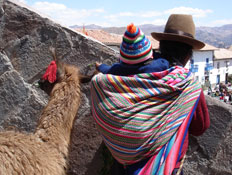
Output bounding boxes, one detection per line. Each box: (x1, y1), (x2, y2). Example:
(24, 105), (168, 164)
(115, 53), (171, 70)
(95, 62), (101, 71)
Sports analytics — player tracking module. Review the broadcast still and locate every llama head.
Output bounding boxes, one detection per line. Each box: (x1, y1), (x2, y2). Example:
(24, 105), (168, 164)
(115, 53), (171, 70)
(38, 60), (94, 95)
(37, 48), (93, 95)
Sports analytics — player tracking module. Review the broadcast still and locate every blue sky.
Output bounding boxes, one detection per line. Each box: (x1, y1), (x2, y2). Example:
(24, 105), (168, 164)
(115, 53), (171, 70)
(17, 0), (232, 27)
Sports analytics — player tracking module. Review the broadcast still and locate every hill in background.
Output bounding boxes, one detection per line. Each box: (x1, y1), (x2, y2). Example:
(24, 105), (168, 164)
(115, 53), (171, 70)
(70, 24), (232, 49)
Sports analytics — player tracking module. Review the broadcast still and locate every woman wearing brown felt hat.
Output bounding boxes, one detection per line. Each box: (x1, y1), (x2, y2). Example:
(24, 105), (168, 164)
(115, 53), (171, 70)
(148, 14), (210, 175)
(103, 14), (210, 175)
(92, 14), (210, 175)
(152, 14), (205, 66)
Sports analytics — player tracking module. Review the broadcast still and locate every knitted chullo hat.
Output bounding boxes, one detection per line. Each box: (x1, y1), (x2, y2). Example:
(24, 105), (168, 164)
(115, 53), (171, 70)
(120, 23), (153, 64)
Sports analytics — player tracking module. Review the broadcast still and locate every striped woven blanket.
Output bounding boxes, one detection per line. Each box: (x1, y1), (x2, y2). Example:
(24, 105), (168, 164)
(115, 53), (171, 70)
(91, 66), (201, 174)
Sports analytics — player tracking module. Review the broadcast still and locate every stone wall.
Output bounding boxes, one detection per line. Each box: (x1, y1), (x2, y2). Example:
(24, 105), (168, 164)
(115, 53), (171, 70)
(0, 1), (231, 175)
(184, 95), (232, 175)
(0, 0), (117, 174)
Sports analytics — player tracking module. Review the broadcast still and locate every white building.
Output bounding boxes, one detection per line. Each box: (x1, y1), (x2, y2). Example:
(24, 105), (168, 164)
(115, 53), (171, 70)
(187, 45), (232, 86)
(186, 44), (218, 85)
(212, 48), (232, 84)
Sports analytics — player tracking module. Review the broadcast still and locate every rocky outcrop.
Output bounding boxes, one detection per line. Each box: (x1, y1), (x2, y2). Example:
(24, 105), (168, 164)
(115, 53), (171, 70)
(0, 52), (47, 132)
(0, 0), (231, 175)
(184, 95), (232, 175)
(0, 0), (117, 174)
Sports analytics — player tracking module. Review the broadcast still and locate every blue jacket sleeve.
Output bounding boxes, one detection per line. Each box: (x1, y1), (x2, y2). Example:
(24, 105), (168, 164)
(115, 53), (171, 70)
(98, 64), (111, 74)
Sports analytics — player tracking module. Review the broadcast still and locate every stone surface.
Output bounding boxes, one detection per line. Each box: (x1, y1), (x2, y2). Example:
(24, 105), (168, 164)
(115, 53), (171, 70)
(0, 0), (117, 174)
(0, 52), (47, 132)
(183, 95), (232, 175)
(0, 1), (231, 175)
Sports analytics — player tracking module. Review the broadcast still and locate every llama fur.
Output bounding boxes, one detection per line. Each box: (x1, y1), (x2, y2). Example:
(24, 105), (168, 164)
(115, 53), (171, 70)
(0, 60), (90, 174)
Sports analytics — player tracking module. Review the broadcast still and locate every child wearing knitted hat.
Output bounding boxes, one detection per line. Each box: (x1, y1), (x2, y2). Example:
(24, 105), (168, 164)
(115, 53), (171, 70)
(92, 17), (209, 175)
(96, 23), (169, 75)
(95, 23), (169, 175)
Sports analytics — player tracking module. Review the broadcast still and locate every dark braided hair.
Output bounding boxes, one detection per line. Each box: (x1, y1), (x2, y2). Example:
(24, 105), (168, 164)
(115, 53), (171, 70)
(159, 40), (193, 67)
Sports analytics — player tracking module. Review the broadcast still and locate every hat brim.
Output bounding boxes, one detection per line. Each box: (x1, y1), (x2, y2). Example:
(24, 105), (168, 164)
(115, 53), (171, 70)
(151, 32), (205, 50)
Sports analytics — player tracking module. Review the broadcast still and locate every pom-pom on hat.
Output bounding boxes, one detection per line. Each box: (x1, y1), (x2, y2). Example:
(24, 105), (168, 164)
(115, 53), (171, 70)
(120, 23), (153, 64)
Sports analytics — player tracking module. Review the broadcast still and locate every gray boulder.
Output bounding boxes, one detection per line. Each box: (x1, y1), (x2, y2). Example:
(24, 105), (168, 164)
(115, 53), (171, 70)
(0, 0), (117, 174)
(184, 95), (232, 175)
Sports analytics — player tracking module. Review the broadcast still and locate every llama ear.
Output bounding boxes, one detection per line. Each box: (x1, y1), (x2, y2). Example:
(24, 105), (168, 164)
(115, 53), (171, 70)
(56, 61), (65, 80)
(48, 47), (65, 80)
(49, 47), (57, 61)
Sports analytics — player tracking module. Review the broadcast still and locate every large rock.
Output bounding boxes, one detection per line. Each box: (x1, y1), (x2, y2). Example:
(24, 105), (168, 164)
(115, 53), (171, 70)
(0, 0), (231, 175)
(0, 52), (47, 132)
(184, 95), (232, 175)
(0, 0), (117, 174)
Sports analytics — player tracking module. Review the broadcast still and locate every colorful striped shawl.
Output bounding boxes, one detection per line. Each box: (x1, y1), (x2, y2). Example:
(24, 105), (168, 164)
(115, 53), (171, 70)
(91, 66), (201, 171)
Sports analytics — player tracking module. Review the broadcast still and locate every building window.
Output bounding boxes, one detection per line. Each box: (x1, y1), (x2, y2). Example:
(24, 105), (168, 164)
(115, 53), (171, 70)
(217, 62), (220, 69)
(216, 74), (220, 84)
(225, 61), (229, 68)
(191, 59), (194, 64)
(205, 58), (213, 71)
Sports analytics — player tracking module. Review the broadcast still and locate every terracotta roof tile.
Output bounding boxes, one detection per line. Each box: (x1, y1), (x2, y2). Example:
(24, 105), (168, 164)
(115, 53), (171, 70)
(75, 28), (215, 51)
(199, 43), (218, 51)
(75, 28), (159, 49)
(75, 29), (121, 44)
(214, 48), (232, 59)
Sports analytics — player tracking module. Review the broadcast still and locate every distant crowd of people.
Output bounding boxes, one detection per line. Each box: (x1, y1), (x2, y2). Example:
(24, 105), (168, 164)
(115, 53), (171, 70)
(208, 81), (232, 105)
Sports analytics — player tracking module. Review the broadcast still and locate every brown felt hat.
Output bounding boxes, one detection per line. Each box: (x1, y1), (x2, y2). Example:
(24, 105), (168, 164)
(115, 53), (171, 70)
(151, 14), (205, 49)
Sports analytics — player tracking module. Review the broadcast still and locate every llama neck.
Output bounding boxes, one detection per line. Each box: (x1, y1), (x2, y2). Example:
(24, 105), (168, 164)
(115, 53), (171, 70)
(35, 69), (81, 156)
